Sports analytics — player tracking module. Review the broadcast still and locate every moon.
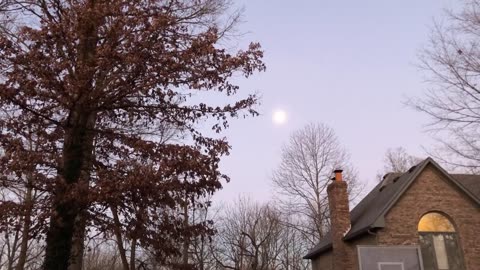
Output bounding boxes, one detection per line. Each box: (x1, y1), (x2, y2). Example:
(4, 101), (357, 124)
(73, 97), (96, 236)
(272, 109), (287, 125)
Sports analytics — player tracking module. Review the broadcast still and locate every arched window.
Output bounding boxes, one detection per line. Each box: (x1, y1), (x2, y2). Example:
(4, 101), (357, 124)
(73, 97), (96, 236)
(418, 212), (465, 270)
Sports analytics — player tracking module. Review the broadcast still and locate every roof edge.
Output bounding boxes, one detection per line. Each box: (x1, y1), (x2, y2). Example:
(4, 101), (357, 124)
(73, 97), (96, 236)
(303, 243), (332, 259)
(370, 158), (430, 228)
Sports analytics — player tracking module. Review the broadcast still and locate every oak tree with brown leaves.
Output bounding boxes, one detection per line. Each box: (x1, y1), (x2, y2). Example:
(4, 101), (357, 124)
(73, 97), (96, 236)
(0, 1), (265, 269)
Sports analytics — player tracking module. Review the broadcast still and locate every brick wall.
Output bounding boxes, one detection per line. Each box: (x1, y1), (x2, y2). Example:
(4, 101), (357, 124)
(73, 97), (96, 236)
(312, 251), (332, 270)
(377, 164), (480, 270)
(327, 180), (356, 270)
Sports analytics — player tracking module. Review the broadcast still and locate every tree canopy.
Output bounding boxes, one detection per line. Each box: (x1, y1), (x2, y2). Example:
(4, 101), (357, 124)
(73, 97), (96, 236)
(0, 1), (265, 269)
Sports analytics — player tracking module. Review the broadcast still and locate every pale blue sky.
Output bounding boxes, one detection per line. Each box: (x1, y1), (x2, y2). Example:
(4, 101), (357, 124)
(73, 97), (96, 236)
(214, 0), (459, 202)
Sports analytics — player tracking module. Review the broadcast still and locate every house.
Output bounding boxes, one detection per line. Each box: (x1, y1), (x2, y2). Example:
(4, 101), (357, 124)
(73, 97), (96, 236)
(304, 157), (480, 270)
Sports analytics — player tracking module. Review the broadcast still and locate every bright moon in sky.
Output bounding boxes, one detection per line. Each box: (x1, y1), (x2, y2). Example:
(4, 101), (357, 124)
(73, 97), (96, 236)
(272, 110), (287, 125)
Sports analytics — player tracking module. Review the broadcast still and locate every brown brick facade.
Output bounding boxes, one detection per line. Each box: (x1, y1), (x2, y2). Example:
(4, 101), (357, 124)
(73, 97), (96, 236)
(377, 164), (480, 270)
(312, 251), (332, 270)
(327, 179), (356, 270)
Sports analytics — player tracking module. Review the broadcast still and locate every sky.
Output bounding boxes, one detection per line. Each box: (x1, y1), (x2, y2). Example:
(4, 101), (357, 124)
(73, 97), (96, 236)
(212, 0), (460, 203)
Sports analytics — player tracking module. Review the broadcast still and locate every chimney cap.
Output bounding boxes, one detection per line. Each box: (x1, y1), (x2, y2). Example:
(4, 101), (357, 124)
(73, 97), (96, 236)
(333, 169), (343, 182)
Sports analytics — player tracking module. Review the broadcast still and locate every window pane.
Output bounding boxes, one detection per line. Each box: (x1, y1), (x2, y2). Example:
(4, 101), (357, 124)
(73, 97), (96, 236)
(433, 234), (449, 270)
(418, 213), (455, 232)
(419, 234), (436, 270)
(444, 234), (465, 270)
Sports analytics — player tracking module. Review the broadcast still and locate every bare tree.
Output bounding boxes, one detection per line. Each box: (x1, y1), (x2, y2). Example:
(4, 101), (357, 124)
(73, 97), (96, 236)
(376, 147), (422, 181)
(271, 123), (361, 247)
(0, 0), (12, 31)
(275, 214), (310, 270)
(82, 238), (123, 270)
(212, 197), (284, 270)
(413, 0), (480, 171)
(188, 196), (218, 270)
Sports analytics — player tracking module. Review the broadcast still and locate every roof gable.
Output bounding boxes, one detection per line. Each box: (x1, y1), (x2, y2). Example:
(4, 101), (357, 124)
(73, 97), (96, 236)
(304, 157), (480, 259)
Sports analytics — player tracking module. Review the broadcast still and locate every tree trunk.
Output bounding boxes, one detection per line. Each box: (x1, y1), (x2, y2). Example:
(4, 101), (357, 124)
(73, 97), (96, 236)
(111, 205), (130, 270)
(182, 202), (189, 268)
(14, 185), (33, 270)
(43, 111), (96, 270)
(129, 238), (136, 270)
(42, 1), (99, 268)
(6, 228), (20, 270)
(68, 212), (87, 270)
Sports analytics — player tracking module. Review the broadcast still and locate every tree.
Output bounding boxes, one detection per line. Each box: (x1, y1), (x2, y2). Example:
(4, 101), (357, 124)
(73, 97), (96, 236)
(212, 197), (283, 270)
(376, 147), (422, 181)
(0, 124), (49, 270)
(271, 123), (361, 246)
(0, 0), (12, 31)
(187, 196), (218, 270)
(211, 197), (311, 270)
(0, 1), (265, 269)
(414, 0), (480, 171)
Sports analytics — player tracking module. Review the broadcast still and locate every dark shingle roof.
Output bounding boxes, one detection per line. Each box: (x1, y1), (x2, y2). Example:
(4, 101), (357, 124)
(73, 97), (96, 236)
(454, 174), (480, 199)
(304, 158), (480, 259)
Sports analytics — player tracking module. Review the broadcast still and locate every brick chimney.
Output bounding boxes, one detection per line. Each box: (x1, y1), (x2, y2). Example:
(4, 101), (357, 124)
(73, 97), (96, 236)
(327, 169), (354, 270)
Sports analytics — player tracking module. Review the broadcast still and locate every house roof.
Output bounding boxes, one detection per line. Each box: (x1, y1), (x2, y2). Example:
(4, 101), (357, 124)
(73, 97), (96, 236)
(304, 157), (480, 260)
